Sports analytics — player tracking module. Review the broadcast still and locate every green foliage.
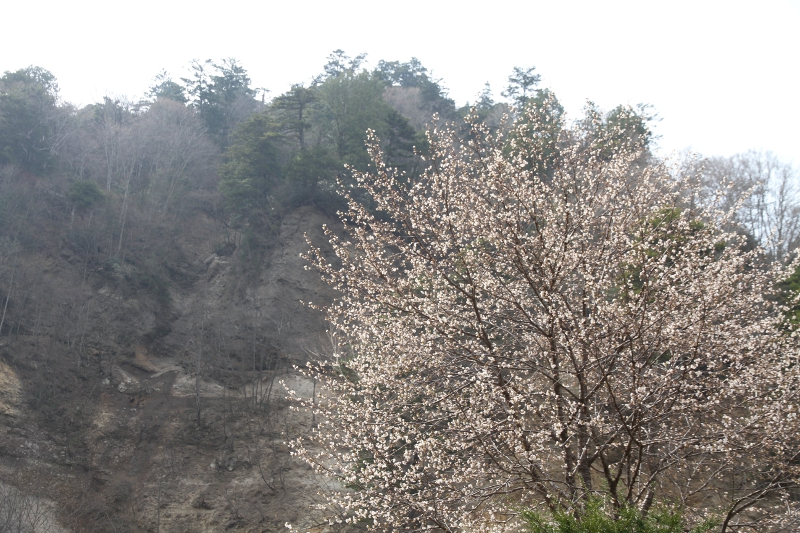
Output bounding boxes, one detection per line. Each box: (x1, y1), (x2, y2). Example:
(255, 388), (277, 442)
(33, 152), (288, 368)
(374, 57), (456, 116)
(67, 180), (104, 210)
(604, 104), (654, 153)
(317, 68), (394, 169)
(148, 70), (188, 104)
(91, 96), (130, 129)
(503, 65), (542, 108)
(383, 108), (418, 172)
(272, 84), (317, 149)
(321, 50), (367, 80)
(312, 54), (420, 172)
(181, 59), (260, 145)
(583, 103), (655, 160)
(0, 66), (60, 173)
(521, 498), (718, 533)
(373, 57), (429, 88)
(505, 93), (652, 182)
(213, 52), (426, 231)
(476, 82), (495, 110)
(777, 262), (800, 326)
(219, 112), (282, 225)
(505, 90), (565, 178)
(283, 145), (342, 211)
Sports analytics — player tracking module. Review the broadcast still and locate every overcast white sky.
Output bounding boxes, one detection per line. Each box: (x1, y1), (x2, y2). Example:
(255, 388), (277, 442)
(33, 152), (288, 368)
(2, 0), (798, 164)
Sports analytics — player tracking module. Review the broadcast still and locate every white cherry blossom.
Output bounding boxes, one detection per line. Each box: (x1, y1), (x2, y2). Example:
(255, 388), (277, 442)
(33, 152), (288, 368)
(292, 104), (800, 532)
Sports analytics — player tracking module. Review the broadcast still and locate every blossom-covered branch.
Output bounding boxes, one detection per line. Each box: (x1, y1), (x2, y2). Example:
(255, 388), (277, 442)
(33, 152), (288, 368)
(292, 102), (800, 532)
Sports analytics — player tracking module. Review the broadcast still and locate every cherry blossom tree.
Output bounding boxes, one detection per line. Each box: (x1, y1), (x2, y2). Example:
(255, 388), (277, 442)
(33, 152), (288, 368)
(292, 102), (800, 532)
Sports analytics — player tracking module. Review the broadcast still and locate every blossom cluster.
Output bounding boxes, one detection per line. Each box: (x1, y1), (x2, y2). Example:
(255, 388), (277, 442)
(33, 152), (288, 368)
(292, 103), (800, 532)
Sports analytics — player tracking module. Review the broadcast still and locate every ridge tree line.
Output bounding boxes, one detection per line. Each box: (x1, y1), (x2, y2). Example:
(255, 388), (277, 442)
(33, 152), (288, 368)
(2, 55), (795, 268)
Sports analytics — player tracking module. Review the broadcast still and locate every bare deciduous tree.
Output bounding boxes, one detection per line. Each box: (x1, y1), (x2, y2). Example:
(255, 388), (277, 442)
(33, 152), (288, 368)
(699, 151), (800, 262)
(0, 482), (60, 533)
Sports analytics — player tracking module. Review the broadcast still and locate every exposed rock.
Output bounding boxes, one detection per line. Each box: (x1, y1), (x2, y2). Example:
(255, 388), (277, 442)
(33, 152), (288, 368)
(0, 361), (21, 417)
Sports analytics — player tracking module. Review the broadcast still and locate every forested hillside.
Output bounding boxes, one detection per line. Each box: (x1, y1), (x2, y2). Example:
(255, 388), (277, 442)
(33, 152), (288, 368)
(0, 51), (798, 532)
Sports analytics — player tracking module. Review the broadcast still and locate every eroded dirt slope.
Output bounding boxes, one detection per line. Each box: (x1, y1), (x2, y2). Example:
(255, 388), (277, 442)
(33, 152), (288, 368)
(0, 205), (345, 532)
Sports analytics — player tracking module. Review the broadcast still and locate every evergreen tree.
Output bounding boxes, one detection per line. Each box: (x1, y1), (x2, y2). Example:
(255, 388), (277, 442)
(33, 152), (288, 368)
(503, 65), (542, 108)
(272, 84), (317, 149)
(218, 112), (281, 226)
(476, 81), (494, 110)
(148, 70), (188, 104)
(0, 66), (60, 173)
(182, 59), (260, 146)
(375, 57), (456, 117)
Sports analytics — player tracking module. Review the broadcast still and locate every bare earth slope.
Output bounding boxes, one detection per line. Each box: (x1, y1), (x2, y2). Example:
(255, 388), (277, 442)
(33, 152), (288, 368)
(0, 204), (344, 532)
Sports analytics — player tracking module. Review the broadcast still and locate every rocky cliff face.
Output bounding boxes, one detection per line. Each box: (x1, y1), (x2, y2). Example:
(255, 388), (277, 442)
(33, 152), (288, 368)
(0, 203), (344, 532)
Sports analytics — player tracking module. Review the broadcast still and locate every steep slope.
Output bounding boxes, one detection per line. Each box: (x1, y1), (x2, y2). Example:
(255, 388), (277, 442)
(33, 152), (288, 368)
(0, 199), (343, 532)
